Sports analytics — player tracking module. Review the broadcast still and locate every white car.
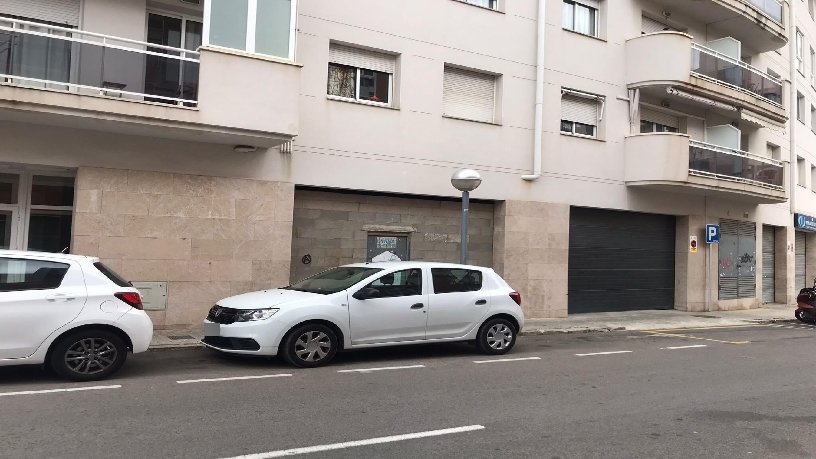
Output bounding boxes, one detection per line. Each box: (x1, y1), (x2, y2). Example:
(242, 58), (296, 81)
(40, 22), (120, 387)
(0, 250), (153, 381)
(202, 262), (524, 367)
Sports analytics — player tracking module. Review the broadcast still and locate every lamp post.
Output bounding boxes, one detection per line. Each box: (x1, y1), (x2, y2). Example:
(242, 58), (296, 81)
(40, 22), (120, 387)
(451, 169), (482, 264)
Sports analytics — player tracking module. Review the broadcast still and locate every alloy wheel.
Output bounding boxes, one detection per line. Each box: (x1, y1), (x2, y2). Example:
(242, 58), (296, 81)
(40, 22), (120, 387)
(486, 324), (513, 350)
(64, 338), (119, 375)
(294, 331), (332, 362)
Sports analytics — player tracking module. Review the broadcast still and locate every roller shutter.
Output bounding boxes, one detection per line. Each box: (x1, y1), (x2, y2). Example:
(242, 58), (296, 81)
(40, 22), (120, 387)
(561, 94), (598, 126)
(641, 108), (679, 129)
(0, 0), (80, 26)
(443, 66), (496, 123)
(568, 208), (676, 313)
(796, 231), (807, 290)
(642, 16), (675, 34)
(328, 43), (395, 74)
(719, 219), (756, 300)
(762, 226), (775, 304)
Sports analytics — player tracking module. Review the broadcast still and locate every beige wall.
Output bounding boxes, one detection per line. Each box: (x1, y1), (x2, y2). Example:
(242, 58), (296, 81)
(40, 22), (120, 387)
(72, 167), (294, 327)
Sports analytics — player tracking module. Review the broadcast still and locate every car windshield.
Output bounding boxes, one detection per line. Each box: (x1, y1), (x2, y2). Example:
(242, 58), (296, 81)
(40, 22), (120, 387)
(285, 267), (383, 295)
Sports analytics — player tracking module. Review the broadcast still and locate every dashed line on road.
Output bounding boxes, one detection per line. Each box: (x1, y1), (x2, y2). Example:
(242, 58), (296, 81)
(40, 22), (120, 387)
(660, 344), (708, 350)
(473, 356), (542, 364)
(176, 374), (292, 384)
(337, 364), (425, 374)
(575, 351), (633, 357)
(0, 385), (121, 397)
(220, 424), (486, 459)
(646, 331), (750, 345)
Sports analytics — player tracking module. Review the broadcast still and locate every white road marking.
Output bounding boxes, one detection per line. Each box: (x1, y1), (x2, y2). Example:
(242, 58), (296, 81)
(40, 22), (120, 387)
(575, 351), (633, 357)
(337, 364), (425, 373)
(0, 385), (121, 397)
(221, 425), (486, 459)
(660, 345), (708, 350)
(473, 356), (542, 364)
(177, 374), (292, 384)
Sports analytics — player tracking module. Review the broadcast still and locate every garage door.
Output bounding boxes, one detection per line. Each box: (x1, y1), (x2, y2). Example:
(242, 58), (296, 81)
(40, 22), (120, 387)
(568, 208), (676, 313)
(796, 231), (807, 290)
(762, 226), (775, 304)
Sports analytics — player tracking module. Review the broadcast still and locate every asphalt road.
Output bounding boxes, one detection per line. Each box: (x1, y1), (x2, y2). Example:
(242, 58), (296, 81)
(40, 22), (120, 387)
(1, 323), (816, 459)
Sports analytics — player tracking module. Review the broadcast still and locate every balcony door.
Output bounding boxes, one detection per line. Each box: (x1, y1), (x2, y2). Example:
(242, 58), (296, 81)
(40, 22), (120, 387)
(144, 12), (202, 103)
(0, 171), (74, 253)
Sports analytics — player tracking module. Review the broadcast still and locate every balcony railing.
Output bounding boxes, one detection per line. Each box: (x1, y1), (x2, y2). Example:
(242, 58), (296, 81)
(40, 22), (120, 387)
(744, 0), (783, 24)
(689, 140), (784, 189)
(0, 16), (199, 106)
(691, 43), (783, 107)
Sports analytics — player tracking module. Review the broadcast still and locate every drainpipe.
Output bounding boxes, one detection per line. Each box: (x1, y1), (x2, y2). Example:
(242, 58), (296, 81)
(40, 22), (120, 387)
(789, 1), (797, 218)
(522, 0), (547, 181)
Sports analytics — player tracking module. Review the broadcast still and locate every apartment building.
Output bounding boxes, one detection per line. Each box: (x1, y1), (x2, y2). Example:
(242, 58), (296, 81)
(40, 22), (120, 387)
(0, 0), (807, 327)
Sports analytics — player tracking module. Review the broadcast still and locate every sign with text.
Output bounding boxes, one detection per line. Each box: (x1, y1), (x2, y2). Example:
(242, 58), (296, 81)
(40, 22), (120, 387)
(795, 214), (816, 232)
(705, 224), (720, 244)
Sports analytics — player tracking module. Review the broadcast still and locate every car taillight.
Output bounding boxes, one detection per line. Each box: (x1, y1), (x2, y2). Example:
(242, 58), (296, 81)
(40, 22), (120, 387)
(509, 291), (521, 306)
(115, 292), (143, 310)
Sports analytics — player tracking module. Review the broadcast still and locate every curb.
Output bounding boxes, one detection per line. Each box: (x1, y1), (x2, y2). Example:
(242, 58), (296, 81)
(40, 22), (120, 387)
(517, 317), (797, 336)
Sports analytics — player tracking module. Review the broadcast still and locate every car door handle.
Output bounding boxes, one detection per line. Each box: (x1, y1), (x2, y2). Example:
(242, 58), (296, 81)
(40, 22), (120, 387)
(475, 299), (487, 305)
(410, 303), (425, 309)
(46, 294), (75, 302)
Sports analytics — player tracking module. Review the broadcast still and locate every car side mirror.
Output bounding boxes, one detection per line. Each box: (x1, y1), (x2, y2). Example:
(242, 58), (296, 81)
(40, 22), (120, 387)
(353, 287), (381, 300)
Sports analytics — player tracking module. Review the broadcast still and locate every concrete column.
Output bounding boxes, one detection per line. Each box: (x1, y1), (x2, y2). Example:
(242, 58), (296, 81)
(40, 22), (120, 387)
(775, 226), (795, 304)
(674, 215), (707, 312)
(493, 200), (569, 319)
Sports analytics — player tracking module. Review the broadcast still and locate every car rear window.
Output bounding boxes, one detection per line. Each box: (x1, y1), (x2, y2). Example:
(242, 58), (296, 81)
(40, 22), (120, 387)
(0, 258), (70, 292)
(94, 262), (131, 287)
(431, 268), (483, 294)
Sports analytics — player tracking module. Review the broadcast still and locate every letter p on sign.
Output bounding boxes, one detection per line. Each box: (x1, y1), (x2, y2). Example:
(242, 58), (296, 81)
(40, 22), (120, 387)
(705, 224), (720, 244)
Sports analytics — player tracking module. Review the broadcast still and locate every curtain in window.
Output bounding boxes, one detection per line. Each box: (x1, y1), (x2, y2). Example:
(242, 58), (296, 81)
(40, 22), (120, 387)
(573, 4), (594, 35)
(327, 65), (355, 99)
(562, 2), (574, 30)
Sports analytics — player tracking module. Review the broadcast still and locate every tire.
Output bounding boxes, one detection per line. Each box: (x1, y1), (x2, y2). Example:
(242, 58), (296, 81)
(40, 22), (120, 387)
(795, 309), (816, 325)
(476, 317), (517, 355)
(281, 324), (339, 368)
(49, 329), (128, 381)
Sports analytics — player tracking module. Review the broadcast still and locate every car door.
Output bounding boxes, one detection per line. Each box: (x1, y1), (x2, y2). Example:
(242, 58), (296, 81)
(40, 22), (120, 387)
(426, 267), (489, 339)
(0, 256), (87, 359)
(348, 267), (428, 345)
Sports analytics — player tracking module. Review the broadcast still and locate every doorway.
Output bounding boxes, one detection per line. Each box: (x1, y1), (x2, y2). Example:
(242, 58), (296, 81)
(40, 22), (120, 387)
(145, 12), (202, 103)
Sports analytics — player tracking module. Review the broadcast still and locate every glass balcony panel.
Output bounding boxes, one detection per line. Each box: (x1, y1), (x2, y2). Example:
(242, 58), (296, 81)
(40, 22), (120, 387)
(689, 142), (783, 187)
(691, 46), (782, 105)
(745, 0), (783, 23)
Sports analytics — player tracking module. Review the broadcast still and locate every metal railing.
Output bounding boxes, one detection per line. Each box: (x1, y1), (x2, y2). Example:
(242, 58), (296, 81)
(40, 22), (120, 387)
(691, 43), (783, 107)
(689, 140), (784, 189)
(0, 16), (199, 106)
(744, 0), (784, 24)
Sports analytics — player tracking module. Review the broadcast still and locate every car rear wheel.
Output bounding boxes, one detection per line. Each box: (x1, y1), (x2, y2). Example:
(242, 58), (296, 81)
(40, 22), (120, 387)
(49, 329), (128, 381)
(476, 317), (517, 355)
(281, 324), (338, 368)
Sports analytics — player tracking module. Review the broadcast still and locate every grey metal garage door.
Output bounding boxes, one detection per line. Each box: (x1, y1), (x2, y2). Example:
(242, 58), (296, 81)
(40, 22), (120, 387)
(762, 226), (775, 304)
(568, 207), (676, 313)
(796, 231), (807, 290)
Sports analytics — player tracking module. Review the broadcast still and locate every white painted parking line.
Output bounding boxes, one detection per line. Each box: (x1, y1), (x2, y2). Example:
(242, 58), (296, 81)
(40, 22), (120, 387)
(473, 356), (542, 364)
(177, 374), (292, 384)
(660, 345), (708, 350)
(575, 351), (633, 357)
(221, 424), (486, 459)
(0, 385), (121, 397)
(337, 364), (425, 374)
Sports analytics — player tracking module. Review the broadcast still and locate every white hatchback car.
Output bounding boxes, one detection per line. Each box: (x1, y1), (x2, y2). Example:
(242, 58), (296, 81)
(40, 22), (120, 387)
(0, 250), (153, 381)
(202, 262), (524, 367)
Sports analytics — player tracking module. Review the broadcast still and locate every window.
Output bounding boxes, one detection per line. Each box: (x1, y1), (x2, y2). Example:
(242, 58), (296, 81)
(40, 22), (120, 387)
(463, 0), (497, 9)
(798, 156), (807, 187)
(641, 16), (675, 34)
(810, 0), (815, 19)
(327, 44), (395, 105)
(365, 269), (423, 298)
(431, 268), (483, 294)
(94, 262), (131, 288)
(798, 92), (806, 123)
(563, 0), (598, 37)
(205, 0), (296, 59)
(286, 267), (383, 295)
(811, 166), (816, 192)
(0, 258), (69, 292)
(767, 143), (781, 160)
(0, 172), (74, 253)
(640, 108), (679, 133)
(797, 29), (805, 74)
(443, 66), (497, 123)
(812, 105), (816, 132)
(561, 90), (603, 138)
(811, 48), (815, 86)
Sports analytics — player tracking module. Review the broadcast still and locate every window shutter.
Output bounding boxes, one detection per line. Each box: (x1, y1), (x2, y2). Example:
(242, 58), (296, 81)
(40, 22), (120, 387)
(641, 16), (674, 34)
(561, 94), (598, 126)
(329, 44), (396, 74)
(576, 0), (600, 8)
(0, 0), (80, 26)
(443, 67), (496, 123)
(641, 108), (679, 129)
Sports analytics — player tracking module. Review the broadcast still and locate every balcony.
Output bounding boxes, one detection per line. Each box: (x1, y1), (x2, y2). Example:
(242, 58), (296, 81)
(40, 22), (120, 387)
(646, 0), (787, 52)
(625, 32), (786, 124)
(624, 133), (787, 203)
(0, 16), (300, 148)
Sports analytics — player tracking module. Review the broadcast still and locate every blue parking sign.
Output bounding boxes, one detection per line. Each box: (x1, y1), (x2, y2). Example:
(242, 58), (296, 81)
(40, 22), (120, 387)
(705, 224), (720, 244)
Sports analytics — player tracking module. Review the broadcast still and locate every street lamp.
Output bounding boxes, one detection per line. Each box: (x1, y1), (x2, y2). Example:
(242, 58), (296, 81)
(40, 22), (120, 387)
(451, 169), (482, 264)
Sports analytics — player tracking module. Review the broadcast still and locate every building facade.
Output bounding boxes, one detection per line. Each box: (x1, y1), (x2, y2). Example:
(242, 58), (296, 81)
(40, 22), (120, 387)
(0, 0), (810, 327)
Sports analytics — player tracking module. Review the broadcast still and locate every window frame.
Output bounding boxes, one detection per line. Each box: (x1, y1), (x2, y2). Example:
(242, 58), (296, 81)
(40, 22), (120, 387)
(203, 0), (298, 59)
(327, 62), (393, 107)
(562, 0), (599, 38)
(560, 120), (597, 138)
(459, 0), (499, 10)
(797, 29), (805, 75)
(560, 89), (604, 139)
(365, 268), (424, 298)
(431, 268), (484, 294)
(640, 120), (679, 134)
(0, 257), (70, 292)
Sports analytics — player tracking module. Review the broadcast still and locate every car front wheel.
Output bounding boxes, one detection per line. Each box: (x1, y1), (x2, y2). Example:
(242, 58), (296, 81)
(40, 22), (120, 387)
(49, 329), (128, 381)
(476, 318), (517, 355)
(281, 324), (338, 368)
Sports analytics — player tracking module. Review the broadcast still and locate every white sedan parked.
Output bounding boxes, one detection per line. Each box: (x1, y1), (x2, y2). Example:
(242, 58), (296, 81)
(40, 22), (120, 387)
(202, 262), (524, 367)
(0, 251), (153, 380)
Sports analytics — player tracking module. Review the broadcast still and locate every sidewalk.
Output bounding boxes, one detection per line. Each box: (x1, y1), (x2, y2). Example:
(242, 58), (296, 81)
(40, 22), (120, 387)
(149, 304), (797, 349)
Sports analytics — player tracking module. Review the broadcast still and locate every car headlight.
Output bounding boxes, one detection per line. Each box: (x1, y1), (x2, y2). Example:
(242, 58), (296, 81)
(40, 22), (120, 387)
(234, 308), (279, 322)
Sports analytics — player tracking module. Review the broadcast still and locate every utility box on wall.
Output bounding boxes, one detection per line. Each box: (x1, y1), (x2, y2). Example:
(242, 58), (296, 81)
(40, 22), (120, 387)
(131, 282), (168, 311)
